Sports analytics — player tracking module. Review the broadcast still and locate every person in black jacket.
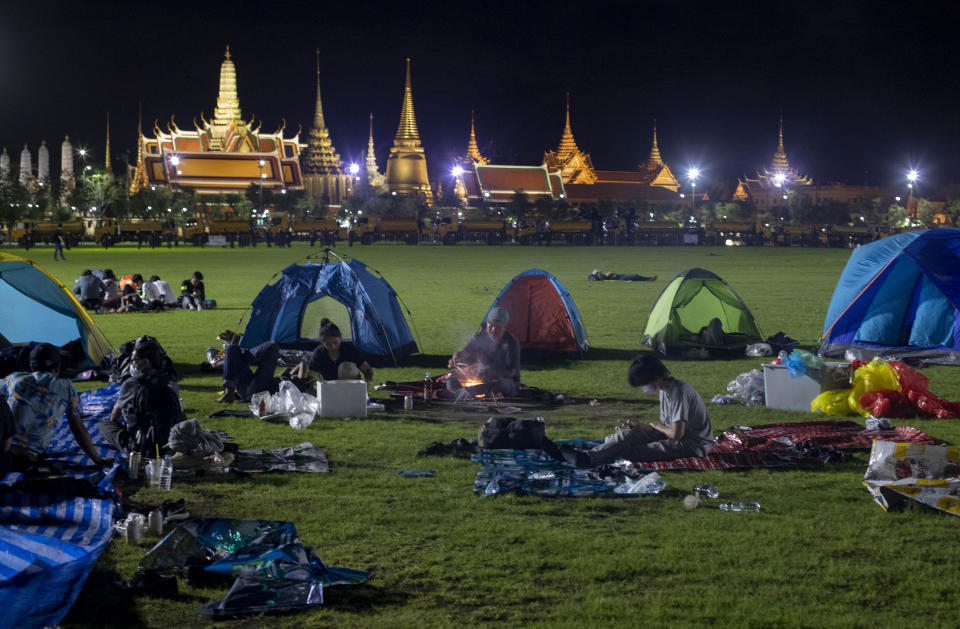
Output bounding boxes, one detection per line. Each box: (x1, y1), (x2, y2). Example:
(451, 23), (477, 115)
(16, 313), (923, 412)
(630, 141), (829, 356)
(181, 271), (206, 310)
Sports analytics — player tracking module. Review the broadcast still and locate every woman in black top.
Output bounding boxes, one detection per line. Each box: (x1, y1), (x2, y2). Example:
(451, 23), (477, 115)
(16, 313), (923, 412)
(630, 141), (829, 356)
(181, 270), (206, 310)
(296, 319), (373, 382)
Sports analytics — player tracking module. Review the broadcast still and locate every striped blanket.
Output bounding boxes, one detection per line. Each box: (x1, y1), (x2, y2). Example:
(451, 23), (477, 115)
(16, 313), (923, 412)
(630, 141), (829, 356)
(620, 420), (935, 472)
(0, 383), (120, 629)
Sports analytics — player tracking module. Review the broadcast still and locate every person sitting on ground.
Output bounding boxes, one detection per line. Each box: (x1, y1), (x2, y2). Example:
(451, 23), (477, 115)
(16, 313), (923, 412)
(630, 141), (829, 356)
(216, 336), (282, 403)
(0, 395), (15, 478)
(151, 275), (180, 309)
(567, 354), (714, 467)
(99, 339), (184, 455)
(295, 318), (373, 383)
(73, 269), (106, 310)
(181, 271), (206, 310)
(100, 269), (122, 311)
(118, 274), (145, 311)
(140, 275), (165, 310)
(447, 307), (521, 398)
(0, 339), (86, 380)
(588, 269), (657, 282)
(0, 343), (111, 471)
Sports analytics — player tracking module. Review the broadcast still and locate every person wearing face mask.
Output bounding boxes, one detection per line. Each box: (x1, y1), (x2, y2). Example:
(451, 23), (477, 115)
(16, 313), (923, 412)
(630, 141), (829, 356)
(99, 340), (184, 455)
(446, 307), (521, 398)
(566, 354), (714, 467)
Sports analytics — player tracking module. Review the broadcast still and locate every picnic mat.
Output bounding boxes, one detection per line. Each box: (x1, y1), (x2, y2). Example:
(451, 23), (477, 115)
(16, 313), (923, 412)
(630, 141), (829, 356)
(0, 383), (121, 629)
(576, 420), (936, 472)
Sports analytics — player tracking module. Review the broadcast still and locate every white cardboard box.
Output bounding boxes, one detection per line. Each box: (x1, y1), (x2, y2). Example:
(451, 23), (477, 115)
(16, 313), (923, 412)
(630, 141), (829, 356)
(762, 362), (850, 412)
(316, 380), (368, 418)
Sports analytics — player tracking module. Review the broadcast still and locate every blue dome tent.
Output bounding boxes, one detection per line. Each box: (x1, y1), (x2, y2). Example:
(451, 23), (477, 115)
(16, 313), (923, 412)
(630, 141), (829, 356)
(240, 255), (418, 366)
(485, 269), (588, 356)
(820, 228), (960, 364)
(0, 253), (112, 368)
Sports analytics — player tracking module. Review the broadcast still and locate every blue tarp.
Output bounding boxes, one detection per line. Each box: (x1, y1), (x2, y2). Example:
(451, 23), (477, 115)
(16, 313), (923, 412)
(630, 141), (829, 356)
(0, 384), (121, 629)
(820, 228), (960, 364)
(240, 258), (417, 366)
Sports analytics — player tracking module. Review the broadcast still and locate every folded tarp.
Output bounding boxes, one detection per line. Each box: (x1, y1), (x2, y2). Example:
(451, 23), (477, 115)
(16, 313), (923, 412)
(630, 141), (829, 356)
(0, 384), (121, 629)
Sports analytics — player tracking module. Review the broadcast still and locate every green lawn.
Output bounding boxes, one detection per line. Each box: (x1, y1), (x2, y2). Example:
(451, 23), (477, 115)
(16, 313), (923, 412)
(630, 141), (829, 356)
(5, 241), (959, 628)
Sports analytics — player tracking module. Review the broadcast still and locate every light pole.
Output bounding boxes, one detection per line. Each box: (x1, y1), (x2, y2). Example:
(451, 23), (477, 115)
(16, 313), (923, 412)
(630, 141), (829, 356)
(258, 159), (267, 218)
(906, 169), (918, 218)
(687, 167), (699, 217)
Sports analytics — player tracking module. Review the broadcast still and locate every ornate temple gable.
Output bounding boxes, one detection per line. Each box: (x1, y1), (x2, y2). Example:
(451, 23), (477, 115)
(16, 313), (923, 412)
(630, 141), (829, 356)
(744, 115), (813, 190)
(542, 94), (597, 184)
(635, 121), (678, 191)
(732, 181), (751, 201)
(385, 59), (433, 203)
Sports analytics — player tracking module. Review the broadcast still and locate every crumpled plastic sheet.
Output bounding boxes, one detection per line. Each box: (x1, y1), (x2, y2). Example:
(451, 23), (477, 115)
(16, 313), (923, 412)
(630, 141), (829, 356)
(232, 443), (329, 474)
(745, 343), (773, 357)
(168, 419), (225, 457)
(250, 381), (320, 429)
(784, 349), (823, 378)
(863, 440), (960, 517)
(715, 369), (765, 406)
(139, 518), (369, 616)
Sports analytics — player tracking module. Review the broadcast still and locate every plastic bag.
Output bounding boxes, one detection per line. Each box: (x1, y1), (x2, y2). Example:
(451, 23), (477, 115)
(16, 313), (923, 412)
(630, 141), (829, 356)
(745, 343), (773, 357)
(249, 382), (320, 429)
(784, 349), (822, 378)
(723, 369), (765, 405)
(849, 358), (900, 416)
(906, 388), (960, 419)
(859, 389), (912, 418)
(811, 389), (854, 415)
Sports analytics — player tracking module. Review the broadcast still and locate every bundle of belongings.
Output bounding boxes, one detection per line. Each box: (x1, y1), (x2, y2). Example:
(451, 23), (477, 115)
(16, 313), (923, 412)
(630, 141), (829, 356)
(863, 441), (960, 517)
(131, 518), (369, 616)
(811, 357), (960, 418)
(472, 417), (666, 497)
(166, 419), (329, 475)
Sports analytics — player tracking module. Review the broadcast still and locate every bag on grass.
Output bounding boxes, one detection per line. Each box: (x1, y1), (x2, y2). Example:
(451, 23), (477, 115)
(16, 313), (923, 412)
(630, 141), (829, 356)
(811, 389), (854, 415)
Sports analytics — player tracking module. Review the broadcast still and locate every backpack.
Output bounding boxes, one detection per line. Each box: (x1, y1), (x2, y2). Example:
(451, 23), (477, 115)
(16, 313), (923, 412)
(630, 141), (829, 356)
(477, 417), (563, 460)
(128, 373), (184, 455)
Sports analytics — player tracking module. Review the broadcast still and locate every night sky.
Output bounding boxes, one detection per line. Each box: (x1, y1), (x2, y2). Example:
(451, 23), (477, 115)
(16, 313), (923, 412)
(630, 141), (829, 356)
(2, 1), (959, 193)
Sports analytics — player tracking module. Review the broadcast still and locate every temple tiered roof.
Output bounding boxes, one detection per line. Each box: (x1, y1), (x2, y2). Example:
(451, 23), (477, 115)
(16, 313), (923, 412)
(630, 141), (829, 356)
(385, 59), (433, 202)
(302, 52), (343, 176)
(542, 94), (597, 184)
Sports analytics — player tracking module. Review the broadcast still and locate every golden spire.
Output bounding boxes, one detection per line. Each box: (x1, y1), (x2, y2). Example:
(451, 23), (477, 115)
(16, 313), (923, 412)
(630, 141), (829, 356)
(213, 45), (242, 129)
(646, 119), (663, 167)
(465, 110), (487, 164)
(130, 102), (148, 194)
(394, 58), (422, 145)
(771, 111), (789, 171)
(104, 112), (112, 173)
(313, 48), (326, 130)
(556, 92), (579, 161)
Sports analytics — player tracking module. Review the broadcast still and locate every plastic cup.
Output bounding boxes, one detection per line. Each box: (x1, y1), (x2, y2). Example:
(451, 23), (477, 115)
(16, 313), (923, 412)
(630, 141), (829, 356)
(682, 494), (701, 510)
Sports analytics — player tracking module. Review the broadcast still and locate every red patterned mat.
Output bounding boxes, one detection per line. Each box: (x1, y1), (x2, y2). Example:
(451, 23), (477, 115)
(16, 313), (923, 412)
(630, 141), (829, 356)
(638, 421), (935, 472)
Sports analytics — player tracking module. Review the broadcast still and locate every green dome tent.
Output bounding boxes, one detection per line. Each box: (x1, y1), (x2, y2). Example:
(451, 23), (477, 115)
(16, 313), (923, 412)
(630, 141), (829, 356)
(642, 268), (763, 357)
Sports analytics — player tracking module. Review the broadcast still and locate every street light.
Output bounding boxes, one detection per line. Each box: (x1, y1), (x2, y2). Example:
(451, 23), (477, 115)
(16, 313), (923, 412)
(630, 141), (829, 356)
(906, 169), (919, 216)
(258, 159), (266, 217)
(687, 167), (700, 216)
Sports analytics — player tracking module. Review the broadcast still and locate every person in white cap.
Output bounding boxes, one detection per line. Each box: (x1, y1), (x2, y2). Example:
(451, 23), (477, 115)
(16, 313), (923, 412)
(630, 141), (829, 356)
(447, 306), (521, 397)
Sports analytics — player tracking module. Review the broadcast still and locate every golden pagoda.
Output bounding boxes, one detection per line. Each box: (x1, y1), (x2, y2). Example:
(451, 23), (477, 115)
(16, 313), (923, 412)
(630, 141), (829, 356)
(542, 93), (597, 184)
(104, 113), (112, 176)
(364, 113), (387, 192)
(138, 46), (304, 195)
(302, 50), (352, 206)
(637, 120), (679, 191)
(384, 59), (433, 203)
(465, 111), (487, 165)
(733, 114), (812, 202)
(129, 104), (148, 194)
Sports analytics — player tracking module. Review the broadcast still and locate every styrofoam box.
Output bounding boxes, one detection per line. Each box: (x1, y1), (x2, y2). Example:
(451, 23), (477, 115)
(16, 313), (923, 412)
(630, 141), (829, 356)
(762, 362), (850, 412)
(316, 380), (368, 418)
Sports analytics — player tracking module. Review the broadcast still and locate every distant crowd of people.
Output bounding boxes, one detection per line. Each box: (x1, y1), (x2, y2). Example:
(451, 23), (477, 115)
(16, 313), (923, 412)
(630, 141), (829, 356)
(73, 269), (207, 313)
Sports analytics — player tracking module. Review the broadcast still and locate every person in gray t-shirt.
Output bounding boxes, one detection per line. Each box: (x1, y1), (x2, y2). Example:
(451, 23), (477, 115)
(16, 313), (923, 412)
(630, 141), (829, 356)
(73, 270), (106, 309)
(573, 355), (715, 466)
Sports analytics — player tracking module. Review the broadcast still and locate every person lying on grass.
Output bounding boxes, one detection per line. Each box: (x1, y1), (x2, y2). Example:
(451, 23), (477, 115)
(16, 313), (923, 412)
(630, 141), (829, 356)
(587, 269), (657, 282)
(446, 306), (521, 398)
(565, 354), (714, 467)
(216, 319), (372, 403)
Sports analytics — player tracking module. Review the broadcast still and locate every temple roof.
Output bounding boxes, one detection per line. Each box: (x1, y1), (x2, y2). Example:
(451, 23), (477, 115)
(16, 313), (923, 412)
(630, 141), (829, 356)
(302, 51), (343, 176)
(465, 111), (487, 165)
(464, 164), (565, 202)
(564, 181), (682, 204)
(543, 94), (597, 184)
(394, 58), (422, 148)
(739, 115), (813, 189)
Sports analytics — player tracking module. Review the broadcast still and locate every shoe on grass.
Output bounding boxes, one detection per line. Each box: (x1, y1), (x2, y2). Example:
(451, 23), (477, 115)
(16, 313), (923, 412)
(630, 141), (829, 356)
(216, 383), (238, 403)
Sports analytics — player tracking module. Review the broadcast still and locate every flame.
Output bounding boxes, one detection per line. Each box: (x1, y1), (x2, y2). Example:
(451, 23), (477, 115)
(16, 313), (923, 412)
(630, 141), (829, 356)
(461, 378), (484, 388)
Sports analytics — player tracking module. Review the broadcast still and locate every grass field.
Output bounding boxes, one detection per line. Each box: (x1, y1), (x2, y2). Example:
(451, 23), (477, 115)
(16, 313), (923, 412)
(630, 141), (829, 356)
(5, 241), (959, 628)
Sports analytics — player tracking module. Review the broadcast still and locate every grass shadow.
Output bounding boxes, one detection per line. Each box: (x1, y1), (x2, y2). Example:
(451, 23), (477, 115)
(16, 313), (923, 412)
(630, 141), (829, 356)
(322, 584), (410, 613)
(585, 347), (649, 361)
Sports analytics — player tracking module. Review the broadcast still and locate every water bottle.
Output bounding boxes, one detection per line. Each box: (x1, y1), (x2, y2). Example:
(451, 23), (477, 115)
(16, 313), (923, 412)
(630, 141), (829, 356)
(693, 485), (720, 499)
(423, 371), (431, 400)
(484, 479), (500, 496)
(719, 502), (760, 512)
(159, 454), (174, 491)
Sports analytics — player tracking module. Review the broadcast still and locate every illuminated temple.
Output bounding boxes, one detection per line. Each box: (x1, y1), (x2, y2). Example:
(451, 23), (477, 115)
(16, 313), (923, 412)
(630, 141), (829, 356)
(542, 94), (597, 184)
(132, 46), (304, 195)
(733, 116), (812, 206)
(385, 59), (433, 203)
(302, 51), (352, 205)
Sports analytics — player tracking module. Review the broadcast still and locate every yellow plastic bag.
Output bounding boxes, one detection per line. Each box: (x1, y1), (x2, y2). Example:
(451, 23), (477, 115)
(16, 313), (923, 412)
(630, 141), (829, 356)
(811, 389), (855, 415)
(849, 358), (901, 416)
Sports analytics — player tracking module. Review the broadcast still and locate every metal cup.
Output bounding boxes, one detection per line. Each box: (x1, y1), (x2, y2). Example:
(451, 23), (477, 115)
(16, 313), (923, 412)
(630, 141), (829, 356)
(128, 451), (142, 480)
(404, 395), (413, 410)
(148, 510), (163, 536)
